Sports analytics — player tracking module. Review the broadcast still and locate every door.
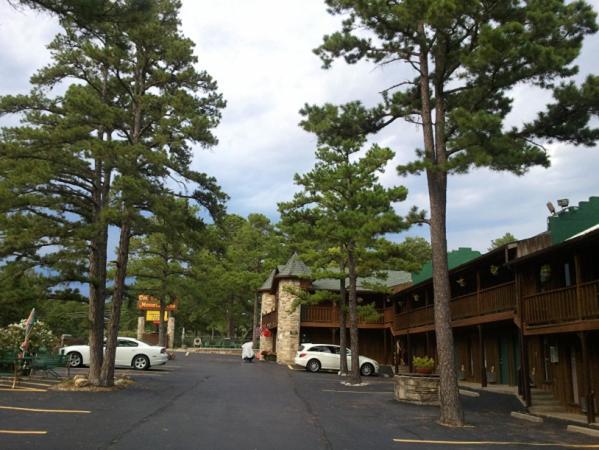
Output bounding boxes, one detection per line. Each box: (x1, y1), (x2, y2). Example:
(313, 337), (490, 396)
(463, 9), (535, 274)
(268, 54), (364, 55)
(115, 339), (139, 366)
(327, 345), (341, 371)
(499, 336), (510, 384)
(570, 346), (580, 405)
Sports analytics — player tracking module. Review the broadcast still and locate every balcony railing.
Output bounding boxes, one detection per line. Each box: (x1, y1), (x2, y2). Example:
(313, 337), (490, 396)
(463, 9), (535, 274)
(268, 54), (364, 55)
(523, 280), (599, 327)
(393, 281), (516, 331)
(300, 305), (385, 326)
(261, 309), (278, 329)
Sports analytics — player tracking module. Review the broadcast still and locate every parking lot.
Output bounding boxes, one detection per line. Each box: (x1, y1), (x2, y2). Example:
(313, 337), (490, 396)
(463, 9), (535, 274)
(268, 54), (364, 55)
(1, 353), (598, 449)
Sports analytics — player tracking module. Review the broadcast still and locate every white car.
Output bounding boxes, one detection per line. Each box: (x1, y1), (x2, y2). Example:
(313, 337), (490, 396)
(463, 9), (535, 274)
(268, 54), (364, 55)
(294, 343), (379, 376)
(59, 337), (168, 370)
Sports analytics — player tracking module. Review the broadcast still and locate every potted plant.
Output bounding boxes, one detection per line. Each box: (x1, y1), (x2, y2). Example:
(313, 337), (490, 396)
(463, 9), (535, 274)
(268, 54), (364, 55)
(261, 350), (277, 362)
(412, 356), (435, 375)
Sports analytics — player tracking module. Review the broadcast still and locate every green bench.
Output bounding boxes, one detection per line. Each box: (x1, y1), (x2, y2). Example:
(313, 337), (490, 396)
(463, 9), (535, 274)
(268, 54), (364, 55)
(31, 353), (69, 378)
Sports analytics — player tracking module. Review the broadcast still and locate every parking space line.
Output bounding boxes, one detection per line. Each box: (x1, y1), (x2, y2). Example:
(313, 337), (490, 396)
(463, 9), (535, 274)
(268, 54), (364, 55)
(0, 405), (91, 414)
(0, 387), (47, 392)
(322, 389), (389, 394)
(0, 429), (47, 435)
(2, 381), (55, 388)
(393, 438), (599, 448)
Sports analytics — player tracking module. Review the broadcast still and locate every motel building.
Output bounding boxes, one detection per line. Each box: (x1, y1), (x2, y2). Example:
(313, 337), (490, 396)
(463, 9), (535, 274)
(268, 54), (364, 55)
(259, 196), (599, 424)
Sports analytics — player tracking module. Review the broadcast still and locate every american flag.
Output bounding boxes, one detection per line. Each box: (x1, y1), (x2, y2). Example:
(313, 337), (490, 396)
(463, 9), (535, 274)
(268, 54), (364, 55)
(20, 308), (36, 353)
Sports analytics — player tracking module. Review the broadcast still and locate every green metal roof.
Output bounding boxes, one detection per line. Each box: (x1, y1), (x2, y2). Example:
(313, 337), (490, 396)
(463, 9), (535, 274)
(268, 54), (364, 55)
(411, 248), (482, 285)
(312, 270), (411, 292)
(548, 196), (599, 244)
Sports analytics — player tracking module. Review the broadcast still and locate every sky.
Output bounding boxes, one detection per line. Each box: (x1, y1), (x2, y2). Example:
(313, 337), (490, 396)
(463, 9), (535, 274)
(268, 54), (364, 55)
(1, 0), (598, 254)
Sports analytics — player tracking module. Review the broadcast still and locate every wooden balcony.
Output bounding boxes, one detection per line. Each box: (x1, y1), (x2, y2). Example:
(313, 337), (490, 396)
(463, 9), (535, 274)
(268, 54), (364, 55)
(523, 280), (599, 332)
(261, 310), (278, 329)
(300, 305), (386, 328)
(393, 281), (517, 334)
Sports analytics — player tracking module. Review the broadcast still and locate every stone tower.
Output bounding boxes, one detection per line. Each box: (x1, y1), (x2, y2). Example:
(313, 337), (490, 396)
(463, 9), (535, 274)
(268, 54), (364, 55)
(258, 253), (311, 365)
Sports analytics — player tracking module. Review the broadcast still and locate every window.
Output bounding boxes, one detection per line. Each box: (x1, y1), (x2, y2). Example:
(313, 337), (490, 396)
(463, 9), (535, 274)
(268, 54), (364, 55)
(311, 346), (331, 353)
(328, 346), (340, 354)
(117, 340), (139, 347)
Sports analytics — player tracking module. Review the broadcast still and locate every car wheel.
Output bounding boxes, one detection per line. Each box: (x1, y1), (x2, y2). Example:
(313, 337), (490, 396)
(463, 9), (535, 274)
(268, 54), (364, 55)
(360, 363), (375, 377)
(307, 359), (321, 373)
(67, 352), (83, 368)
(132, 355), (150, 370)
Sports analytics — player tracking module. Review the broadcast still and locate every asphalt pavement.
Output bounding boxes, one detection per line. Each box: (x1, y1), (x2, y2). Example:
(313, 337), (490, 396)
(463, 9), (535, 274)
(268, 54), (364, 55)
(1, 353), (598, 449)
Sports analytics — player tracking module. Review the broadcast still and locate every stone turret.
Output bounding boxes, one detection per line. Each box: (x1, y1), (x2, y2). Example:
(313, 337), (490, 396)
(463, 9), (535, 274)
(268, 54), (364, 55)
(258, 253), (311, 364)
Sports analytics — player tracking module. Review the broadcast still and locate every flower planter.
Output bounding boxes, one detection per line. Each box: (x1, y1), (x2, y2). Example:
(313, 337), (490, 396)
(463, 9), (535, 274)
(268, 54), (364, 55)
(414, 367), (433, 375)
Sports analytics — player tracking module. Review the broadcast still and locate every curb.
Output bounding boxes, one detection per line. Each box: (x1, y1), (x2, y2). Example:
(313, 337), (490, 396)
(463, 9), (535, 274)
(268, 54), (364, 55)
(459, 389), (480, 398)
(566, 425), (599, 437)
(510, 411), (543, 423)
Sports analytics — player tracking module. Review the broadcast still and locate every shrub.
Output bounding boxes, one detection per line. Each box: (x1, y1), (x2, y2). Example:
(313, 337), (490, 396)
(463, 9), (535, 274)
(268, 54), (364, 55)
(0, 320), (59, 353)
(412, 356), (435, 369)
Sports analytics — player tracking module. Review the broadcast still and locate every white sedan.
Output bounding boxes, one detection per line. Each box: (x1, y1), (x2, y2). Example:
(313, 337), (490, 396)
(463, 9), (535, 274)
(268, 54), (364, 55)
(294, 343), (379, 376)
(60, 337), (168, 370)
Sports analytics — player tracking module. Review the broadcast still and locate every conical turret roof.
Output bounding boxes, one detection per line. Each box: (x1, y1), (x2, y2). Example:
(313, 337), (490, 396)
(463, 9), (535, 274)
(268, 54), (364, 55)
(275, 253), (311, 279)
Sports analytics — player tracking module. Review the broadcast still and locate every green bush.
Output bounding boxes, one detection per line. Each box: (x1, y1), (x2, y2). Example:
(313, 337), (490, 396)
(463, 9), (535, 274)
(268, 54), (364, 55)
(0, 320), (59, 353)
(412, 356), (435, 369)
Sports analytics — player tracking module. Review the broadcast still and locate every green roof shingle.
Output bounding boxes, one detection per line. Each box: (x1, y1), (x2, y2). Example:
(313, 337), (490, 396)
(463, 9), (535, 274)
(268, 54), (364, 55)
(411, 247), (482, 285)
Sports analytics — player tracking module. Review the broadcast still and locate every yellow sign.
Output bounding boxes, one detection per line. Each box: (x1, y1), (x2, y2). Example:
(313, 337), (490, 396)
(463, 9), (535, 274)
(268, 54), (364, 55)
(145, 311), (168, 322)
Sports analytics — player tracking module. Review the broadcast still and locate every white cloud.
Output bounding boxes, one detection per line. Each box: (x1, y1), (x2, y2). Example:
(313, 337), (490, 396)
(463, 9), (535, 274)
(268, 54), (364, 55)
(1, 0), (599, 254)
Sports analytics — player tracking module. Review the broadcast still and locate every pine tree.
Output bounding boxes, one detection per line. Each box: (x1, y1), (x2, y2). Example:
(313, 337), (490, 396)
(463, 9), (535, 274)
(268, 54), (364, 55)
(280, 103), (409, 384)
(0, 0), (226, 386)
(314, 0), (597, 425)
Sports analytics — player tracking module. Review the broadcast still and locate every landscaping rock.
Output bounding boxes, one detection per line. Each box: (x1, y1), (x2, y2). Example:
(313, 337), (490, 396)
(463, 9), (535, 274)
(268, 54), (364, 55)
(74, 378), (89, 388)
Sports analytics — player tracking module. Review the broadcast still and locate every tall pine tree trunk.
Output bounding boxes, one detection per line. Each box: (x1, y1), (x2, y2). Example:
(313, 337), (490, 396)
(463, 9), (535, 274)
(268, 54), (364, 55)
(338, 262), (348, 376)
(87, 156), (109, 386)
(347, 248), (361, 385)
(418, 22), (463, 426)
(100, 214), (131, 386)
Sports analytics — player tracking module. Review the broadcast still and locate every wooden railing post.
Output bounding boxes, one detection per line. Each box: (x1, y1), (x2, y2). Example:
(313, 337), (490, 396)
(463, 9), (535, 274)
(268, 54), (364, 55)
(574, 254), (583, 320)
(476, 270), (481, 316)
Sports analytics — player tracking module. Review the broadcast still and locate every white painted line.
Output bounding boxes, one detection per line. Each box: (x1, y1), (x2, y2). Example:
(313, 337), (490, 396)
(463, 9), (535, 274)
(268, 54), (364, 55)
(393, 438), (599, 447)
(0, 429), (47, 435)
(0, 405), (91, 414)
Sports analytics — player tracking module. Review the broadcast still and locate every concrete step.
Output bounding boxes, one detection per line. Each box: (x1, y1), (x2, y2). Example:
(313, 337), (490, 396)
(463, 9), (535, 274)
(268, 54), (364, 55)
(530, 405), (568, 413)
(531, 398), (562, 406)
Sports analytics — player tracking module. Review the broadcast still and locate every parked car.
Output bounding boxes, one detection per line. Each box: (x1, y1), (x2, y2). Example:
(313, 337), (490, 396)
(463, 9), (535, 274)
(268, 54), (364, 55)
(59, 337), (168, 370)
(294, 343), (379, 376)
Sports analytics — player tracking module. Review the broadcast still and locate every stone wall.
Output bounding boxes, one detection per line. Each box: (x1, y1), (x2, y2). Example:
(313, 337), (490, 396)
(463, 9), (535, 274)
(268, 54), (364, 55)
(259, 292), (276, 354)
(275, 280), (301, 365)
(394, 374), (440, 405)
(261, 292), (276, 314)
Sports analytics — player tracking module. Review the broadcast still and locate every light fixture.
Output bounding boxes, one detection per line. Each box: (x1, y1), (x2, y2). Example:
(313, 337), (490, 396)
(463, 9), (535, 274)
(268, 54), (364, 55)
(557, 198), (569, 208)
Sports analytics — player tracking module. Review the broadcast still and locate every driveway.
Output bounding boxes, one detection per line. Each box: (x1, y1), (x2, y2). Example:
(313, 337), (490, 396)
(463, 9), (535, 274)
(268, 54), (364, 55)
(1, 353), (597, 449)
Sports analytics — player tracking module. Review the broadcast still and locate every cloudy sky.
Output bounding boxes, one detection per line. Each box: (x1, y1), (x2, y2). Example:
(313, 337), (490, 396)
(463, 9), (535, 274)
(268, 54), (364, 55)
(1, 0), (598, 254)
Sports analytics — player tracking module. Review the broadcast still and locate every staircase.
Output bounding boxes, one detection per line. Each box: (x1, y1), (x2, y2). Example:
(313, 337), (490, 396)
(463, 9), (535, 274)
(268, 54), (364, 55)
(529, 388), (565, 414)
